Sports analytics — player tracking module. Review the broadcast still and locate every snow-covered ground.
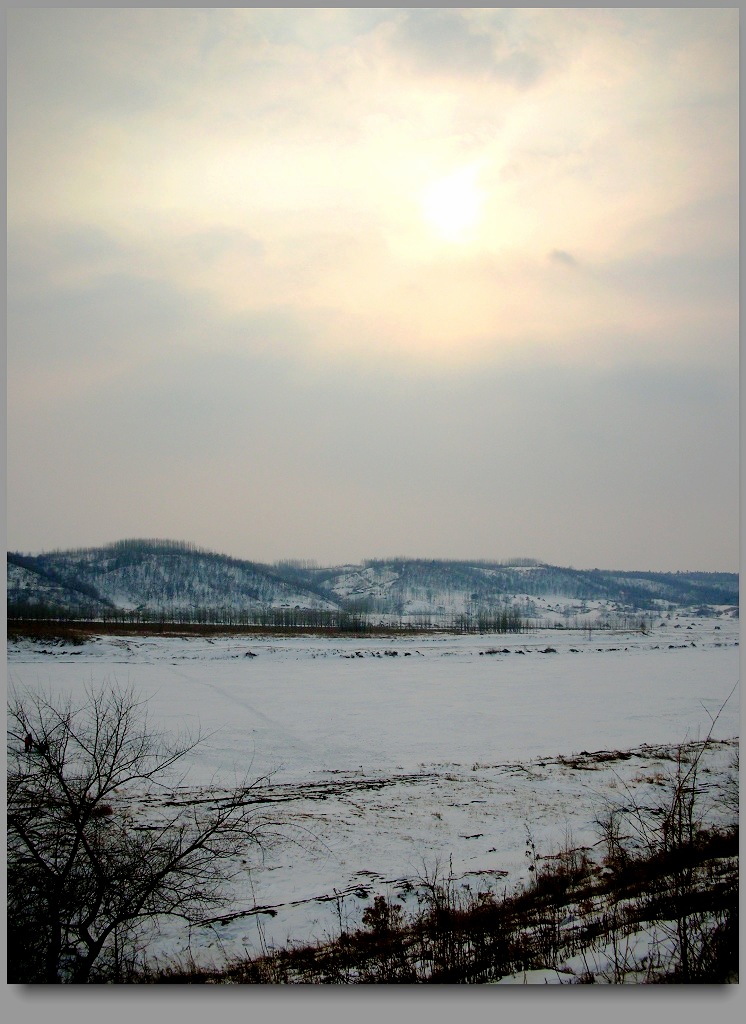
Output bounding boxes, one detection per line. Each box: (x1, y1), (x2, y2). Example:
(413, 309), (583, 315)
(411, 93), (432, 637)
(6, 616), (739, 977)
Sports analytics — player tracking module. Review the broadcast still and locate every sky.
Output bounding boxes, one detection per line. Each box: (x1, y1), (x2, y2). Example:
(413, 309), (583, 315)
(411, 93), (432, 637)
(5, 7), (740, 571)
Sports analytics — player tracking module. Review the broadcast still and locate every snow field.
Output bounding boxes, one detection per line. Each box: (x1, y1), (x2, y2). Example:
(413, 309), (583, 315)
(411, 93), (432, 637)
(6, 617), (739, 973)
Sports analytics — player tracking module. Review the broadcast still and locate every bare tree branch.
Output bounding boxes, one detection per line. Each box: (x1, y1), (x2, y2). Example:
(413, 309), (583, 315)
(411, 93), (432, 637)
(7, 682), (272, 983)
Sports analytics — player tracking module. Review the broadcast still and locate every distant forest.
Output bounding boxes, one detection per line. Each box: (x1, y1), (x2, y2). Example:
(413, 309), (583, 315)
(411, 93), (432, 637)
(7, 538), (739, 631)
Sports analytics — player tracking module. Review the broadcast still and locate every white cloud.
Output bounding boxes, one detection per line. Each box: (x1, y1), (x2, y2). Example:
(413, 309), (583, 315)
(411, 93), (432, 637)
(5, 8), (739, 568)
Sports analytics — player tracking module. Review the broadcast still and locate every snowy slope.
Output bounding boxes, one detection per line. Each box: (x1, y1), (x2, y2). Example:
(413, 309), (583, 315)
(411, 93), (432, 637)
(7, 542), (339, 618)
(7, 541), (739, 623)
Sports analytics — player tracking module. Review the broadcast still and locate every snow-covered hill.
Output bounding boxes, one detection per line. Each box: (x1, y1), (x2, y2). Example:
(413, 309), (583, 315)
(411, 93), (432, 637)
(6, 540), (739, 626)
(7, 541), (337, 621)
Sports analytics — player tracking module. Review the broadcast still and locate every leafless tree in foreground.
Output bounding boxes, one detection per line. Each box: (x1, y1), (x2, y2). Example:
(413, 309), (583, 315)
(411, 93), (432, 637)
(7, 683), (272, 983)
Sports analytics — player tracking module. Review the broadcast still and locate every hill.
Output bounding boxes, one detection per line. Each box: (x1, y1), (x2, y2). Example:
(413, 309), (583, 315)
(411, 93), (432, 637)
(7, 539), (738, 629)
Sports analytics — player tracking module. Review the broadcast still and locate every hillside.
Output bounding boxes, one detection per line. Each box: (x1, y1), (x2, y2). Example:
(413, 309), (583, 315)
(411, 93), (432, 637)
(7, 541), (337, 623)
(6, 540), (739, 627)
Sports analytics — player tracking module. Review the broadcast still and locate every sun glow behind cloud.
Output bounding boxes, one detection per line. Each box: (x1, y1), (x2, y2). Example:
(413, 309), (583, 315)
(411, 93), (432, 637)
(420, 166), (486, 243)
(8, 6), (736, 371)
(6, 7), (739, 567)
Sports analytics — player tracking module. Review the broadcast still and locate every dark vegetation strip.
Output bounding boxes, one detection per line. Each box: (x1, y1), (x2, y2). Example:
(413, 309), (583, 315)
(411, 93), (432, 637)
(159, 772), (439, 809)
(140, 825), (738, 985)
(7, 617), (531, 641)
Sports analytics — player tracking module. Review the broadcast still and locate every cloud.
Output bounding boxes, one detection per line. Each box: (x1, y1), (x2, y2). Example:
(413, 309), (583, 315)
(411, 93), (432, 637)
(548, 249), (577, 268)
(5, 8), (739, 568)
(389, 8), (543, 85)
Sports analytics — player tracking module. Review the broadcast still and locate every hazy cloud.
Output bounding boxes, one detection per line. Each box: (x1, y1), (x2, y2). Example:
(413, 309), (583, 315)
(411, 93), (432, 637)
(390, 8), (543, 85)
(548, 249), (577, 268)
(5, 8), (739, 570)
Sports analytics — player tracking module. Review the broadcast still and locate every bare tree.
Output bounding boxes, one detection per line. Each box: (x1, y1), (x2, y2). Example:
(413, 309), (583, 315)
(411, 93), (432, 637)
(7, 683), (272, 983)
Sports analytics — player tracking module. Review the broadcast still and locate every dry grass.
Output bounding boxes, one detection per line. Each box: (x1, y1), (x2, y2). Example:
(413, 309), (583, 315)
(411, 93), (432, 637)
(137, 823), (738, 985)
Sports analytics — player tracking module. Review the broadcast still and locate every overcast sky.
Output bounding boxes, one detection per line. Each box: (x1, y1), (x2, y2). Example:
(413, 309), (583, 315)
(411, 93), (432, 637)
(6, 8), (739, 571)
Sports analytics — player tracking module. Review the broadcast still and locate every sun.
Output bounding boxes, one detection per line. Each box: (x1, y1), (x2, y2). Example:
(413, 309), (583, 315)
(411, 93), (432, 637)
(420, 167), (484, 243)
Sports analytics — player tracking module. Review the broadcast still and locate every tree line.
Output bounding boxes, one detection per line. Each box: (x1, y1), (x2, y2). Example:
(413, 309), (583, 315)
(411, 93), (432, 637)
(6, 603), (532, 634)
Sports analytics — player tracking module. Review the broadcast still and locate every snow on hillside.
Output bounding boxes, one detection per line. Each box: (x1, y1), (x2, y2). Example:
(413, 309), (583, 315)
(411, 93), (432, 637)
(6, 561), (111, 615)
(327, 565), (400, 598)
(7, 545), (340, 618)
(8, 561), (43, 593)
(7, 543), (739, 625)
